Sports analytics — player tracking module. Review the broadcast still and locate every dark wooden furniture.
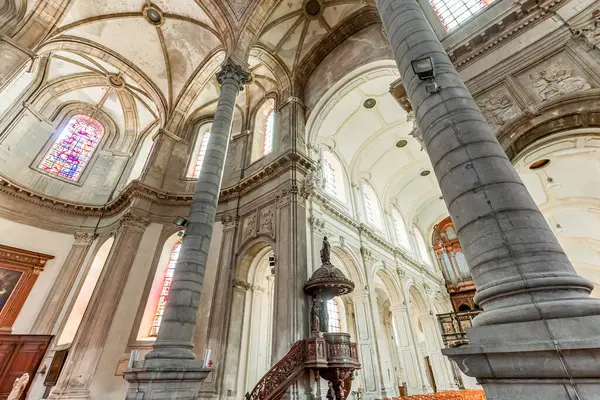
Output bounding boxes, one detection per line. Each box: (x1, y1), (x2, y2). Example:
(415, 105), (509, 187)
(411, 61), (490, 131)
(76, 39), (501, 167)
(0, 334), (52, 399)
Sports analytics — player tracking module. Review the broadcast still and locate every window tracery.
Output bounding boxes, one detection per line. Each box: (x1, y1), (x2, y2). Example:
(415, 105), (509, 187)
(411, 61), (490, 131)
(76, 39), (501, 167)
(39, 115), (103, 181)
(428, 0), (495, 31)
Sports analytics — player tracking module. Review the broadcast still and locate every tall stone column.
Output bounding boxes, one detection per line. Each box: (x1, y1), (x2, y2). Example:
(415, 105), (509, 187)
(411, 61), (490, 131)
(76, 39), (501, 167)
(48, 213), (149, 400)
(31, 232), (96, 335)
(124, 59), (250, 400)
(377, 0), (600, 398)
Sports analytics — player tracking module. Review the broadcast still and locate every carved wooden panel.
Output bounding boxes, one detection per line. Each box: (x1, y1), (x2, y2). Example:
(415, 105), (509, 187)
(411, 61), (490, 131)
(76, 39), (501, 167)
(0, 245), (54, 332)
(0, 334), (52, 399)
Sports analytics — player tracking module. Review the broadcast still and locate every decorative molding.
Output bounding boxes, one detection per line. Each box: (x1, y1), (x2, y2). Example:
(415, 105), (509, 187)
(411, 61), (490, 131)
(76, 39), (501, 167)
(216, 58), (252, 90)
(73, 232), (97, 245)
(119, 212), (151, 232)
(232, 278), (251, 290)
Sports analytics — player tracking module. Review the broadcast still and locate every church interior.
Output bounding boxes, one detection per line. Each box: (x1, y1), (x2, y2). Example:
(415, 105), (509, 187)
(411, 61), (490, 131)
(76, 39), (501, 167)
(0, 0), (599, 399)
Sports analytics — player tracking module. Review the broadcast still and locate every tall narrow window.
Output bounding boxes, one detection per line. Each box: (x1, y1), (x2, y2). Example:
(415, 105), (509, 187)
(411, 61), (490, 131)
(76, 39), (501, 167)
(187, 124), (212, 178)
(363, 184), (383, 230)
(150, 240), (181, 337)
(415, 226), (433, 267)
(429, 0), (495, 31)
(251, 99), (275, 162)
(322, 151), (346, 203)
(39, 115), (103, 181)
(263, 109), (274, 156)
(326, 299), (341, 333)
(392, 208), (411, 252)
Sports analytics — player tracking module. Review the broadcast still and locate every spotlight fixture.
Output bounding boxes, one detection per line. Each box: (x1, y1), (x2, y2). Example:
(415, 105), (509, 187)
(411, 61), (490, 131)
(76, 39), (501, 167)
(269, 254), (276, 274)
(174, 216), (189, 227)
(411, 57), (442, 94)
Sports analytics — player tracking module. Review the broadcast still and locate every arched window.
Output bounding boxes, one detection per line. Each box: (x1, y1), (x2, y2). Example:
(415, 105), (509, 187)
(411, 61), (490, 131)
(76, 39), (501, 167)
(322, 151), (346, 203)
(429, 0), (495, 31)
(392, 208), (411, 251)
(326, 299), (341, 333)
(150, 240), (181, 337)
(187, 123), (212, 178)
(251, 99), (275, 162)
(363, 184), (383, 230)
(414, 226), (433, 267)
(39, 115), (104, 181)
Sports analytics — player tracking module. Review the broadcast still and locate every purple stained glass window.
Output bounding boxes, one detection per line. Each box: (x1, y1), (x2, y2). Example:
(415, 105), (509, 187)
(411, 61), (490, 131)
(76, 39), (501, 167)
(39, 115), (103, 181)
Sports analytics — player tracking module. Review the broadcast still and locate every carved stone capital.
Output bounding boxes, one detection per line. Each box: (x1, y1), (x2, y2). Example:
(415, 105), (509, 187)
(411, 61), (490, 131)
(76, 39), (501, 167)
(216, 58), (252, 90)
(119, 212), (151, 233)
(220, 213), (238, 229)
(74, 232), (97, 245)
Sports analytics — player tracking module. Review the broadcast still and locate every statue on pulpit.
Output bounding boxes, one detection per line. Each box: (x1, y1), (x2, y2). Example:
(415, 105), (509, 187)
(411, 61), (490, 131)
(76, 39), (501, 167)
(8, 372), (29, 400)
(311, 298), (321, 332)
(321, 236), (331, 264)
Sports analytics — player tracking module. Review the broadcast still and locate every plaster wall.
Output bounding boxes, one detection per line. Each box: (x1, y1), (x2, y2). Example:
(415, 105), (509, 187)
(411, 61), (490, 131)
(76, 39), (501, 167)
(0, 216), (73, 333)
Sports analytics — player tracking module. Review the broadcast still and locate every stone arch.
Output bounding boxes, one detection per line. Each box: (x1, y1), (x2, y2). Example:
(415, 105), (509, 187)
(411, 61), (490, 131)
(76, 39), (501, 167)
(373, 266), (403, 307)
(329, 244), (366, 289)
(235, 238), (276, 281)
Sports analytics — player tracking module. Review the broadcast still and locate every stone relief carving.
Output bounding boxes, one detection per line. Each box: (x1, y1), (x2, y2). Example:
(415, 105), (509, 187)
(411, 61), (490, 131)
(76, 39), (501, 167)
(232, 278), (251, 290)
(407, 111), (425, 151)
(308, 216), (326, 235)
(260, 206), (275, 234)
(570, 10), (600, 48)
(220, 213), (238, 228)
(242, 214), (256, 239)
(527, 59), (591, 101)
(476, 88), (519, 128)
(8, 373), (29, 400)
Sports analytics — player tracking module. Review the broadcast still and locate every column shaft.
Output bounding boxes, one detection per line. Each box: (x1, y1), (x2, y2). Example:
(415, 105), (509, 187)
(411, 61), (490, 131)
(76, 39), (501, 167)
(376, 0), (600, 326)
(48, 214), (149, 399)
(31, 232), (95, 334)
(146, 59), (250, 361)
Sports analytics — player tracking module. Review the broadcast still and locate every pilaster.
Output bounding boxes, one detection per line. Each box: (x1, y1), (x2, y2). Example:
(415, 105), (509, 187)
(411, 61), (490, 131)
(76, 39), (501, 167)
(49, 213), (150, 400)
(31, 232), (96, 335)
(141, 128), (182, 188)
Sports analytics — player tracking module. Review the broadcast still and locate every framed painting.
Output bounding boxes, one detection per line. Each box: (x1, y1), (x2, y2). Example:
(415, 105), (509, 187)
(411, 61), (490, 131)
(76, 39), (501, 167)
(0, 245), (54, 332)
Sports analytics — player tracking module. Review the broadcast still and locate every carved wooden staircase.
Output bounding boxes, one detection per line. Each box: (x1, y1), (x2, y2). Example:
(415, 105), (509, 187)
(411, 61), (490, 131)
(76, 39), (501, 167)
(246, 333), (360, 400)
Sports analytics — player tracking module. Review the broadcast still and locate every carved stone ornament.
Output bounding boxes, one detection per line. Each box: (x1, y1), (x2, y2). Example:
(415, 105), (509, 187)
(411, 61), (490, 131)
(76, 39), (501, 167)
(360, 246), (373, 264)
(232, 279), (251, 290)
(8, 373), (29, 400)
(260, 206), (275, 234)
(570, 10), (600, 48)
(119, 212), (151, 232)
(309, 216), (326, 235)
(242, 214), (257, 239)
(477, 89), (518, 127)
(74, 232), (97, 245)
(529, 60), (591, 101)
(216, 58), (252, 90)
(407, 111), (425, 151)
(220, 213), (238, 228)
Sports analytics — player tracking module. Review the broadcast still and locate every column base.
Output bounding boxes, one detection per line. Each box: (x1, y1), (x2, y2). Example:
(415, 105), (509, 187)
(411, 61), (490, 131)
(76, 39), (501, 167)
(123, 359), (211, 400)
(443, 315), (600, 400)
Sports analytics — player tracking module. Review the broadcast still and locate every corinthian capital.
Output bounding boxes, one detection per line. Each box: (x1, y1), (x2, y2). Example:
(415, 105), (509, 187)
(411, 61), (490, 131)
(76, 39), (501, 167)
(119, 212), (151, 232)
(216, 58), (252, 90)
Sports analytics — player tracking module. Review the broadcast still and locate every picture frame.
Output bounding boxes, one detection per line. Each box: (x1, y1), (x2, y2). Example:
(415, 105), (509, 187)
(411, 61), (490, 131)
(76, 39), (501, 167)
(0, 244), (54, 332)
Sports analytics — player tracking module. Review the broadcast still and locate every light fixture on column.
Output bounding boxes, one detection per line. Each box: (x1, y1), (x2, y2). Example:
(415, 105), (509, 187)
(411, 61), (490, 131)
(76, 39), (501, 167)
(411, 57), (442, 94)
(173, 216), (188, 227)
(541, 169), (562, 191)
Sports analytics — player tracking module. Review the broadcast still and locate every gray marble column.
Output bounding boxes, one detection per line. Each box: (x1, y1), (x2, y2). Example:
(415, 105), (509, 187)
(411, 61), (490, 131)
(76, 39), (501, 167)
(377, 0), (600, 397)
(48, 213), (149, 400)
(124, 59), (250, 400)
(31, 232), (95, 334)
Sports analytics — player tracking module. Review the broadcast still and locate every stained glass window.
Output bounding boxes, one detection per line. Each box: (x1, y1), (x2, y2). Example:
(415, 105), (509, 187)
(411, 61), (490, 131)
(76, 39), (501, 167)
(188, 130), (211, 178)
(263, 108), (274, 156)
(429, 0), (495, 31)
(327, 299), (341, 333)
(39, 115), (103, 181)
(150, 241), (181, 337)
